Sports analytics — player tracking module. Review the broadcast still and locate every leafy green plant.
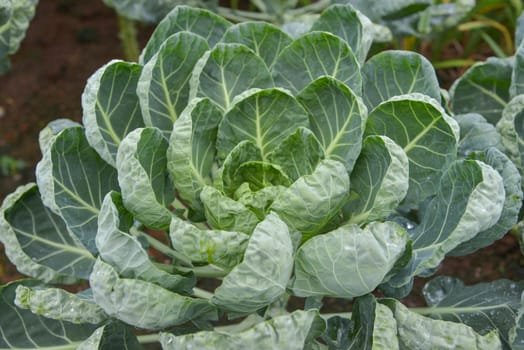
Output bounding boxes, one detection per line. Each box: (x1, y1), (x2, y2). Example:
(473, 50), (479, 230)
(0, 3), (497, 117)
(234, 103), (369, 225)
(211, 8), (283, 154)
(1, 4), (524, 349)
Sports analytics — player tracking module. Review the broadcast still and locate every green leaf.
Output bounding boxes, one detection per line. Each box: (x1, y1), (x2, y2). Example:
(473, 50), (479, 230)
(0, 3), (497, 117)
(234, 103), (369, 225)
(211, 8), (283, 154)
(77, 321), (143, 350)
(267, 127), (324, 182)
(450, 57), (512, 125)
(166, 98), (222, 213)
(169, 216), (249, 269)
(512, 41), (524, 98)
(234, 184), (286, 220)
(137, 32), (209, 138)
(200, 186), (260, 234)
(292, 221), (407, 298)
(297, 76), (367, 172)
(0, 184), (94, 283)
(140, 5), (231, 63)
(220, 140), (262, 196)
(455, 113), (504, 157)
(273, 31), (362, 95)
(38, 118), (81, 156)
(221, 22), (292, 69)
(361, 50), (440, 111)
(82, 60), (144, 166)
(496, 95), (524, 175)
(160, 309), (325, 349)
(90, 258), (217, 330)
(0, 280), (94, 349)
(383, 299), (502, 350)
(217, 87), (308, 160)
(37, 126), (120, 254)
(116, 127), (174, 230)
(232, 161), (291, 192)
(345, 135), (409, 225)
(213, 212), (294, 314)
(422, 276), (524, 348)
(189, 43), (273, 111)
(510, 292), (524, 350)
(271, 159), (350, 238)
(365, 93), (459, 206)
(15, 285), (107, 324)
(97, 192), (195, 293)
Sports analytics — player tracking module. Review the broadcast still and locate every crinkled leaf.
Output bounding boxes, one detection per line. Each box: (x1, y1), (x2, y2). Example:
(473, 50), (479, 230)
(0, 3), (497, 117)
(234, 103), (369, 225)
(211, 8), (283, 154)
(140, 5), (230, 63)
(234, 183), (286, 220)
(213, 212), (293, 314)
(450, 57), (512, 125)
(297, 76), (367, 172)
(217, 87), (308, 159)
(271, 159), (350, 238)
(15, 285), (107, 324)
(292, 221), (407, 298)
(221, 22), (292, 69)
(38, 118), (81, 156)
(190, 43), (273, 111)
(497, 95), (524, 177)
(137, 32), (209, 138)
(169, 216), (249, 269)
(512, 40), (524, 98)
(365, 93), (459, 206)
(345, 135), (409, 225)
(233, 161), (291, 192)
(510, 292), (524, 350)
(221, 140), (262, 196)
(361, 50), (440, 111)
(0, 280), (94, 348)
(90, 258), (217, 330)
(116, 127), (174, 230)
(77, 321), (143, 350)
(82, 60), (144, 166)
(97, 192), (195, 293)
(455, 113), (504, 157)
(0, 184), (94, 283)
(423, 276), (524, 348)
(273, 31), (362, 95)
(160, 309), (325, 350)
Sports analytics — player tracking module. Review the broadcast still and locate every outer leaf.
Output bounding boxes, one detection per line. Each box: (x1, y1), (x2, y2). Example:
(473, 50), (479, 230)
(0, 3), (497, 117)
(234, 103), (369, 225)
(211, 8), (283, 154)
(297, 76), (367, 172)
(345, 135), (409, 225)
(116, 127), (174, 230)
(0, 280), (94, 348)
(77, 321), (143, 350)
(213, 212), (294, 314)
(0, 184), (94, 283)
(167, 98), (222, 212)
(361, 50), (440, 111)
(169, 216), (249, 269)
(496, 94), (524, 174)
(221, 22), (292, 68)
(90, 258), (217, 330)
(423, 276), (524, 348)
(15, 285), (107, 324)
(455, 113), (504, 157)
(137, 32), (209, 137)
(512, 40), (524, 98)
(217, 87), (309, 160)
(160, 309), (325, 350)
(450, 57), (512, 124)
(38, 118), (81, 156)
(82, 60), (144, 166)
(510, 292), (524, 350)
(273, 31), (362, 95)
(365, 93), (459, 206)
(96, 192), (195, 293)
(103, 0), (209, 23)
(189, 43), (273, 111)
(140, 5), (231, 63)
(292, 221), (407, 298)
(270, 159), (350, 238)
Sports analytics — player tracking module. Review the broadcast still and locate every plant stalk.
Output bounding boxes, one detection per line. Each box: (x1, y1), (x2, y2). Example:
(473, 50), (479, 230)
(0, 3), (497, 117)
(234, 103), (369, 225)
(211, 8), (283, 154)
(117, 15), (140, 62)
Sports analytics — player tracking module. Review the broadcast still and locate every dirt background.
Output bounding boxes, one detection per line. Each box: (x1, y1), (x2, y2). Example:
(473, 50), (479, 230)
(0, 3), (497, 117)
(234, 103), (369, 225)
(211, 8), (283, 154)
(1, 0), (524, 310)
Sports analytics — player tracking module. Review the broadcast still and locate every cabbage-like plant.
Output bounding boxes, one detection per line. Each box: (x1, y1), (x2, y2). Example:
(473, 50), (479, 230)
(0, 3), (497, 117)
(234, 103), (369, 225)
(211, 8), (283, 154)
(1, 4), (523, 349)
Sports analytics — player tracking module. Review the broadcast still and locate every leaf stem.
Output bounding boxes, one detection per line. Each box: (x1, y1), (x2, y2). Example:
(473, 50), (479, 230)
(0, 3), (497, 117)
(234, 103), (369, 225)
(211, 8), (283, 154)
(178, 264), (228, 278)
(193, 287), (215, 299)
(318, 312), (352, 320)
(287, 0), (332, 16)
(117, 15), (140, 62)
(216, 6), (276, 22)
(137, 333), (161, 344)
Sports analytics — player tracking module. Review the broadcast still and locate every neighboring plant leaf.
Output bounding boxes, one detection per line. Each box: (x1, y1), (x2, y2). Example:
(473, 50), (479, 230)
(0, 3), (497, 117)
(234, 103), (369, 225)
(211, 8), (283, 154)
(77, 321), (143, 350)
(221, 22), (292, 69)
(140, 5), (231, 63)
(213, 212), (294, 314)
(297, 76), (367, 172)
(361, 50), (440, 111)
(496, 95), (524, 175)
(137, 32), (209, 138)
(292, 221), (407, 298)
(189, 43), (273, 111)
(82, 60), (144, 166)
(273, 31), (362, 95)
(450, 57), (513, 125)
(116, 127), (174, 230)
(0, 184), (94, 283)
(510, 292), (524, 350)
(512, 40), (524, 98)
(270, 159), (350, 238)
(455, 113), (504, 157)
(365, 93), (459, 206)
(90, 258), (217, 330)
(160, 309), (325, 349)
(0, 280), (94, 348)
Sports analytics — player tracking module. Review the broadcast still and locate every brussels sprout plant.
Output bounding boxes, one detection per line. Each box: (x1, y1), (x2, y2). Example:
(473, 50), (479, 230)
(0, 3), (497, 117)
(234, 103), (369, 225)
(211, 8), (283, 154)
(1, 4), (524, 349)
